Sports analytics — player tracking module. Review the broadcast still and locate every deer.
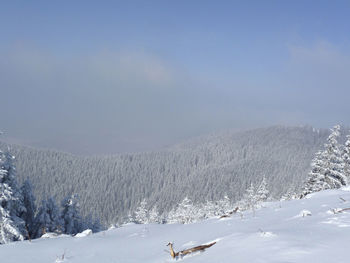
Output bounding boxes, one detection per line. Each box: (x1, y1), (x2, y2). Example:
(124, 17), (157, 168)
(166, 241), (216, 259)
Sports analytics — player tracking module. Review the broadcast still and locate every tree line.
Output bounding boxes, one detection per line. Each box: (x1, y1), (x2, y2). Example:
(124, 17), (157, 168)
(0, 148), (101, 244)
(0, 126), (329, 225)
(129, 177), (270, 224)
(128, 124), (350, 225)
(2, 125), (350, 242)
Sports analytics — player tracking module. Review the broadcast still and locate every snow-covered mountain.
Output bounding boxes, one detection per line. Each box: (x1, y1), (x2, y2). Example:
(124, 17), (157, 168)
(1, 186), (350, 263)
(0, 126), (332, 224)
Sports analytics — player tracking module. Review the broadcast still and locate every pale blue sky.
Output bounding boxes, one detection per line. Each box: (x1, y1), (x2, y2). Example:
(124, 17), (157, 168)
(1, 1), (350, 154)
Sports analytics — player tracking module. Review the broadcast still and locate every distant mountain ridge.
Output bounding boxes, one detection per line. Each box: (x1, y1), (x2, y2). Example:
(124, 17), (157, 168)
(0, 126), (333, 225)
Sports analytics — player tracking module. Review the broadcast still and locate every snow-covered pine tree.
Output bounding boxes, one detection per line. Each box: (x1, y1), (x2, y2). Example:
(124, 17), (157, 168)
(61, 194), (83, 235)
(127, 212), (135, 224)
(47, 197), (63, 232)
(201, 200), (217, 218)
(239, 183), (257, 211)
(191, 202), (206, 222)
(165, 206), (176, 224)
(20, 178), (36, 239)
(0, 149), (26, 244)
(301, 125), (347, 198)
(148, 205), (160, 223)
(34, 199), (50, 237)
(256, 177), (269, 205)
(301, 151), (328, 197)
(323, 125), (347, 188)
(342, 134), (350, 183)
(83, 214), (102, 233)
(34, 196), (63, 238)
(167, 197), (197, 224)
(134, 199), (148, 224)
(91, 218), (102, 232)
(216, 195), (231, 216)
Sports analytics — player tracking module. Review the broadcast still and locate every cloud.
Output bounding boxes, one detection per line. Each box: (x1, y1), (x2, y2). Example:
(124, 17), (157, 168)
(0, 47), (201, 153)
(286, 41), (350, 90)
(2, 41), (350, 154)
(1, 47), (177, 91)
(272, 41), (350, 125)
(288, 41), (348, 66)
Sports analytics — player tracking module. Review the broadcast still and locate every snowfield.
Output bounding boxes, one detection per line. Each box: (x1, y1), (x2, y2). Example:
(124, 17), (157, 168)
(2, 187), (350, 263)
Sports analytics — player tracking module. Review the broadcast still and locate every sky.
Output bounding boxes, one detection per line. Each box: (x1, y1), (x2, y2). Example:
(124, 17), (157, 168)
(1, 0), (350, 155)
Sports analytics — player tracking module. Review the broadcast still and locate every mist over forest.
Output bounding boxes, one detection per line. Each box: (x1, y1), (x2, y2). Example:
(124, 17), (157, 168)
(1, 125), (335, 225)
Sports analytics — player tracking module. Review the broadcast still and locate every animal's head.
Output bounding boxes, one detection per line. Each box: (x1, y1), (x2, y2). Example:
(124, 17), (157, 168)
(167, 242), (173, 247)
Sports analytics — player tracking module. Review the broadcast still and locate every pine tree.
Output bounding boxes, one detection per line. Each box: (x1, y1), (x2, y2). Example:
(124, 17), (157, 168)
(91, 218), (102, 232)
(34, 199), (50, 237)
(47, 197), (63, 232)
(302, 125), (347, 197)
(0, 149), (26, 244)
(148, 205), (160, 223)
(256, 177), (269, 204)
(83, 214), (102, 233)
(134, 199), (148, 224)
(34, 197), (62, 238)
(301, 151), (328, 197)
(323, 125), (346, 188)
(61, 194), (83, 235)
(202, 200), (217, 218)
(216, 195), (231, 216)
(20, 179), (36, 239)
(168, 197), (197, 224)
(342, 134), (350, 182)
(127, 212), (135, 224)
(239, 183), (257, 211)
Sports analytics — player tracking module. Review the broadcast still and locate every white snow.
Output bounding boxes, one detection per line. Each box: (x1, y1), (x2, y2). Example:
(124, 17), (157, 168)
(40, 233), (70, 239)
(295, 209), (312, 218)
(74, 229), (92, 238)
(1, 187), (350, 263)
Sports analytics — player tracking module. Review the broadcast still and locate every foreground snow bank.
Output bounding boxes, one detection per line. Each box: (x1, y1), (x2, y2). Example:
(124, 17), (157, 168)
(1, 187), (350, 263)
(41, 233), (70, 239)
(74, 229), (92, 238)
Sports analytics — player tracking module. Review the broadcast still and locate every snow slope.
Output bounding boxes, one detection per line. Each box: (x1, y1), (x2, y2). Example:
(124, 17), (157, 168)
(2, 187), (350, 263)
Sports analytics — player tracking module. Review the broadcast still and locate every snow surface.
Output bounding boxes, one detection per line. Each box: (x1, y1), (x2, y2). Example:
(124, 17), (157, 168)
(1, 187), (350, 263)
(74, 229), (92, 238)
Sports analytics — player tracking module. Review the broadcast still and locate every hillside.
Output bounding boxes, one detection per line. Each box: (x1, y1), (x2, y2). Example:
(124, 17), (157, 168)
(1, 186), (350, 263)
(0, 126), (330, 224)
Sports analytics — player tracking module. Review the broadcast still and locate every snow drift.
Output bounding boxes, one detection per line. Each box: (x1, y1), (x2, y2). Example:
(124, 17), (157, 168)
(1, 187), (350, 263)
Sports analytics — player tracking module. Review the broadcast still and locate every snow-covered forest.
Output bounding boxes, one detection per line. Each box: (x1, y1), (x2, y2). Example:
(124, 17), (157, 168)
(2, 124), (350, 247)
(0, 126), (333, 225)
(2, 1), (350, 261)
(0, 148), (101, 244)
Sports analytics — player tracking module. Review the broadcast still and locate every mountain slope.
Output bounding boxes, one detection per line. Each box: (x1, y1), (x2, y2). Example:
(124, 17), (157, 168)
(0, 126), (330, 224)
(1, 187), (350, 263)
